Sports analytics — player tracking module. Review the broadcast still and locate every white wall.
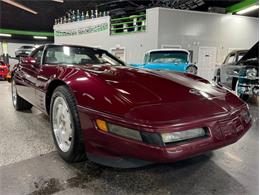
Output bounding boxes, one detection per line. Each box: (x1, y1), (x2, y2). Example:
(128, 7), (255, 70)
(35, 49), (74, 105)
(157, 8), (259, 64)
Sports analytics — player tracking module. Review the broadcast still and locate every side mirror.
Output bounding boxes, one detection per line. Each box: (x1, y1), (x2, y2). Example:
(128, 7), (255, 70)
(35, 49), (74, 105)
(21, 57), (38, 67)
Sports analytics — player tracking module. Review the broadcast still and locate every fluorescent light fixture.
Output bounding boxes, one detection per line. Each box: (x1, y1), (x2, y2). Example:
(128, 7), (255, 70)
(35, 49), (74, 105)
(51, 0), (64, 2)
(33, 36), (47, 39)
(236, 4), (259, 15)
(2, 0), (38, 14)
(0, 33), (12, 37)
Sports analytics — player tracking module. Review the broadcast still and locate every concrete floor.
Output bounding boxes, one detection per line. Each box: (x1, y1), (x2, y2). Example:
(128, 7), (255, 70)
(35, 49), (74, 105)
(0, 81), (258, 195)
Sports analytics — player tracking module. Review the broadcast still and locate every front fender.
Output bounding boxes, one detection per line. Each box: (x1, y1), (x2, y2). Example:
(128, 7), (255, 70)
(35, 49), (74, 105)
(61, 70), (131, 116)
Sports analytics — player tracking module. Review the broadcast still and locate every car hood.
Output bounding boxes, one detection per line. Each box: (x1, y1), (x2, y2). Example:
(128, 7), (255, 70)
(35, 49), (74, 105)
(79, 64), (245, 123)
(238, 42), (259, 64)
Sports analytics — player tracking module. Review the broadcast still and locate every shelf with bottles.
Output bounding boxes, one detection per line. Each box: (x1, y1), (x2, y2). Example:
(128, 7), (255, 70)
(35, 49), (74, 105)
(110, 13), (146, 35)
(54, 9), (110, 25)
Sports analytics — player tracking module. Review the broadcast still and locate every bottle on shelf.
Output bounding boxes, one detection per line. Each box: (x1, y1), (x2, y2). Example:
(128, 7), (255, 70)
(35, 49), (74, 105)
(63, 16), (67, 23)
(67, 13), (71, 23)
(86, 11), (89, 19)
(72, 10), (76, 22)
(80, 11), (85, 21)
(95, 9), (98, 18)
(90, 10), (94, 19)
(76, 9), (80, 21)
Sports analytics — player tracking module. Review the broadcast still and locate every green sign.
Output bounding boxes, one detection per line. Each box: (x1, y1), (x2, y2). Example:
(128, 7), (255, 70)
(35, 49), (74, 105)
(55, 23), (108, 37)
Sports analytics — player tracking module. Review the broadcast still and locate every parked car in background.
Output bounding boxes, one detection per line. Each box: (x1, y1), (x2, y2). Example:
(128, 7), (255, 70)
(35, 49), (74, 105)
(11, 44), (251, 168)
(15, 45), (36, 57)
(0, 61), (10, 80)
(213, 43), (258, 101)
(131, 49), (198, 74)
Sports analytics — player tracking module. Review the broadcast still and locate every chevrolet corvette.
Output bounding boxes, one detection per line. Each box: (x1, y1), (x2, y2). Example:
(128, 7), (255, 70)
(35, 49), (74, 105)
(11, 44), (252, 168)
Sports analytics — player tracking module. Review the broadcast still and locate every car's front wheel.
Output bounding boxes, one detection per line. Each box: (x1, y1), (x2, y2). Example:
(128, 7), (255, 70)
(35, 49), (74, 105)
(186, 66), (197, 75)
(50, 85), (86, 163)
(11, 80), (32, 110)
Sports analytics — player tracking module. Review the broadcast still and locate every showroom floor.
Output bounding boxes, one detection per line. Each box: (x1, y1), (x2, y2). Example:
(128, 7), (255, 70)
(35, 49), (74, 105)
(0, 81), (258, 195)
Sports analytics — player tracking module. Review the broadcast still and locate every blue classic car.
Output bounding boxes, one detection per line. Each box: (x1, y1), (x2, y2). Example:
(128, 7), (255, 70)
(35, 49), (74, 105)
(131, 49), (198, 74)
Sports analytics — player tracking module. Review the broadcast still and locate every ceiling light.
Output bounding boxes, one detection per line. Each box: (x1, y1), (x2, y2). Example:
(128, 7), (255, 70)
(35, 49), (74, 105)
(0, 33), (12, 37)
(236, 4), (259, 15)
(33, 36), (47, 39)
(51, 0), (64, 2)
(2, 0), (38, 14)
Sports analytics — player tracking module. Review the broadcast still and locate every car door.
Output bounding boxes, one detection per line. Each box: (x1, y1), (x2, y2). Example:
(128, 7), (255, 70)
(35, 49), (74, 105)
(34, 45), (60, 111)
(15, 46), (44, 105)
(145, 62), (184, 72)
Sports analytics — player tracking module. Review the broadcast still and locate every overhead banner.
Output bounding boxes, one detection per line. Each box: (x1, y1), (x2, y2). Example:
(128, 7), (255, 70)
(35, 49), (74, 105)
(54, 17), (109, 37)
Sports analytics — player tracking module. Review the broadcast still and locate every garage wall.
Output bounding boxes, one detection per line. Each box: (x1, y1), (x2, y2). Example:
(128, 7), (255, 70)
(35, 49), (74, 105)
(54, 8), (160, 64)
(157, 8), (259, 64)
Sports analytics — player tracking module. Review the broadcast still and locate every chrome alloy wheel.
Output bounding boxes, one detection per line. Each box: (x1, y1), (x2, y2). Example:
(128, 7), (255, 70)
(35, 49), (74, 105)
(52, 96), (73, 152)
(12, 80), (17, 107)
(186, 66), (197, 75)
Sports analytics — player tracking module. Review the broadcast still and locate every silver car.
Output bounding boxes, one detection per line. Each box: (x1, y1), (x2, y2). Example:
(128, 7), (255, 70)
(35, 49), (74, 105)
(15, 46), (36, 57)
(213, 43), (259, 101)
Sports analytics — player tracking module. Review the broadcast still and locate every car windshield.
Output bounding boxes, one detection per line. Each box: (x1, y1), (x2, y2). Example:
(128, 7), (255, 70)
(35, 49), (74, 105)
(237, 51), (247, 61)
(44, 45), (125, 66)
(21, 46), (34, 49)
(149, 51), (188, 64)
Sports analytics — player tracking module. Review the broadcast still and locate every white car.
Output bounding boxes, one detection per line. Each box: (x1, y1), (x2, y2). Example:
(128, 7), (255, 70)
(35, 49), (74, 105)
(15, 46), (36, 57)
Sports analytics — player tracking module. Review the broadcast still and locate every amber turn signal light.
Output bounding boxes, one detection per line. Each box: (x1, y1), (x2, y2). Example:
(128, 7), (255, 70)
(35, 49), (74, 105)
(96, 119), (108, 132)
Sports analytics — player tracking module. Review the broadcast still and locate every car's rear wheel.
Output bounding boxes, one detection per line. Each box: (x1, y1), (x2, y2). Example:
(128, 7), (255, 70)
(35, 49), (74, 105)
(50, 85), (86, 163)
(235, 79), (249, 101)
(11, 80), (32, 110)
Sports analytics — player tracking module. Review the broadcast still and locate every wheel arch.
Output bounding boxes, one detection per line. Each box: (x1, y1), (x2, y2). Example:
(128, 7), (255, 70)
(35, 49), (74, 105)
(186, 64), (198, 70)
(45, 79), (68, 114)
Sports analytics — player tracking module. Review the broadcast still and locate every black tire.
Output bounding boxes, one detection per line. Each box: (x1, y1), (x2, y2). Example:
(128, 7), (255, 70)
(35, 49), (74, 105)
(50, 85), (86, 163)
(11, 80), (32, 110)
(186, 66), (197, 75)
(213, 69), (221, 84)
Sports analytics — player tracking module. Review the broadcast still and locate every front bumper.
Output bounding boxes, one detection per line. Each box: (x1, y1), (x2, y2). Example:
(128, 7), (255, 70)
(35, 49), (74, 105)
(237, 83), (259, 96)
(78, 106), (251, 168)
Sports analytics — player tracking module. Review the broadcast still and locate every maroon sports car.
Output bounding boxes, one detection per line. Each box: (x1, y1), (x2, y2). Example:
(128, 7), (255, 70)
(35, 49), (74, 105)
(11, 44), (252, 168)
